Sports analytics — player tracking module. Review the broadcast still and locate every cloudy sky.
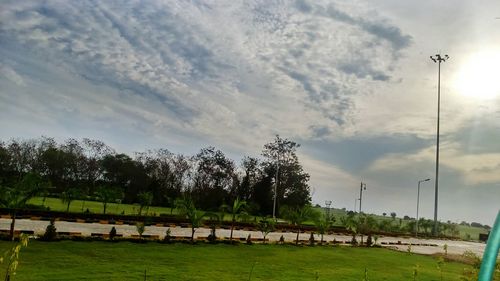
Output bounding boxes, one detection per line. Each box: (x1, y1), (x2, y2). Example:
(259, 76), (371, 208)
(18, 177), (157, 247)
(1, 0), (499, 225)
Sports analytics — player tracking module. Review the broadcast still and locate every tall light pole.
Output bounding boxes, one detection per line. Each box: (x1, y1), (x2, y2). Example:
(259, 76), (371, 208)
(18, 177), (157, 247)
(416, 178), (431, 237)
(325, 200), (332, 219)
(430, 53), (449, 236)
(272, 153), (279, 219)
(359, 182), (367, 213)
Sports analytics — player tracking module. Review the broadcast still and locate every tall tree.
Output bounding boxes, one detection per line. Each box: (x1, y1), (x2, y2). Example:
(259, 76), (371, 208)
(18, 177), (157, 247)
(237, 157), (260, 202)
(101, 154), (149, 203)
(262, 135), (311, 214)
(81, 138), (115, 194)
(191, 147), (235, 210)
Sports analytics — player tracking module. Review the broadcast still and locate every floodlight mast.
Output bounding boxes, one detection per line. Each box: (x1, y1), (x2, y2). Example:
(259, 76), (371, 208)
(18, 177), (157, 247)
(430, 53), (449, 236)
(359, 182), (366, 213)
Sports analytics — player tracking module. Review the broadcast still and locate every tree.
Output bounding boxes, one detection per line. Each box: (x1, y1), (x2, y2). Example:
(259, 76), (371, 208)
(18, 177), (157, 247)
(192, 147), (235, 211)
(101, 154), (149, 204)
(237, 157), (260, 201)
(262, 135), (311, 214)
(222, 198), (247, 243)
(315, 214), (334, 245)
(341, 214), (359, 245)
(390, 212), (397, 220)
(137, 191), (153, 216)
(281, 205), (318, 245)
(257, 217), (275, 244)
(60, 187), (81, 212)
(356, 214), (377, 246)
(175, 197), (205, 243)
(81, 138), (114, 194)
(0, 173), (47, 240)
(95, 186), (122, 214)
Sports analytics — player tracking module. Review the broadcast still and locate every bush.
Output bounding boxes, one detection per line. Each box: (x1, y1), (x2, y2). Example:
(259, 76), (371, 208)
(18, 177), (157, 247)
(41, 219), (58, 241)
(109, 227), (117, 240)
(164, 228), (172, 243)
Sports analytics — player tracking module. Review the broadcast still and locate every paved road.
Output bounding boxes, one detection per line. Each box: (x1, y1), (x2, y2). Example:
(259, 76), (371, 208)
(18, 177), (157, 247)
(0, 218), (486, 257)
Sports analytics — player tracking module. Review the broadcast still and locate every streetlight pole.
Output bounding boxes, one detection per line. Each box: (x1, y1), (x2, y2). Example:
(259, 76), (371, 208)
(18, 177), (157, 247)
(416, 178), (431, 237)
(272, 152), (279, 219)
(359, 182), (367, 213)
(430, 54), (449, 236)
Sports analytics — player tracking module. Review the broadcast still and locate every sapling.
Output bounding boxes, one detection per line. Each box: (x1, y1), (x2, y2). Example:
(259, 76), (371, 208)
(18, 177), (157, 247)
(1, 234), (29, 281)
(136, 222), (145, 239)
(164, 228), (172, 243)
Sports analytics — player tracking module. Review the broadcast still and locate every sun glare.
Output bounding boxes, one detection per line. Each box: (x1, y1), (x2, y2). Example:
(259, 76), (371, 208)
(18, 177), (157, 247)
(454, 51), (500, 99)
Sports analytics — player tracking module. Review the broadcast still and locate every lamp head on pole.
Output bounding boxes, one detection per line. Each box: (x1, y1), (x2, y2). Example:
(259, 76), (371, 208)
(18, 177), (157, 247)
(430, 54), (449, 63)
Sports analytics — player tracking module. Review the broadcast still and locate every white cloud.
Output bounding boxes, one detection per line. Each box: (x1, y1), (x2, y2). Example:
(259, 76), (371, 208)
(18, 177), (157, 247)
(1, 0), (499, 223)
(0, 63), (25, 86)
(368, 142), (500, 185)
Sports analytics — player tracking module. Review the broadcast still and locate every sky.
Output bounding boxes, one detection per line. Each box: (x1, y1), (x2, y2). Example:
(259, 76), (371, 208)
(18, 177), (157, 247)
(1, 0), (499, 225)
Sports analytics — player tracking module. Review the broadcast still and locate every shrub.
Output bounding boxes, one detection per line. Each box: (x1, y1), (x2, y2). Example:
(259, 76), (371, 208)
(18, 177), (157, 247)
(136, 222), (145, 239)
(279, 235), (285, 245)
(164, 228), (172, 243)
(42, 219), (58, 241)
(109, 227), (117, 241)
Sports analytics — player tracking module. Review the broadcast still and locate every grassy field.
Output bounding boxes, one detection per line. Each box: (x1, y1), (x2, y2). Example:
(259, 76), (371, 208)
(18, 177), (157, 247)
(1, 240), (473, 281)
(28, 197), (180, 216)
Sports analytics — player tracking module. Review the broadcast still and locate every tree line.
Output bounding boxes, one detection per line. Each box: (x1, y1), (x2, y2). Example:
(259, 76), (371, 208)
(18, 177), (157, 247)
(0, 135), (311, 216)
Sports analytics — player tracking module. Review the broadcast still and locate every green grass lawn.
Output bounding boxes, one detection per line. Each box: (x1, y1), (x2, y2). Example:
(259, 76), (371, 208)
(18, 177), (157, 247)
(1, 240), (473, 281)
(28, 197), (180, 216)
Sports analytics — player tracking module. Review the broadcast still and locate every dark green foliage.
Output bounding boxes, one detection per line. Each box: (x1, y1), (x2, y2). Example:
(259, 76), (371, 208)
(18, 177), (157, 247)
(257, 217), (275, 244)
(262, 135), (312, 215)
(163, 228), (172, 243)
(0, 173), (48, 240)
(366, 234), (373, 247)
(175, 197), (205, 243)
(279, 235), (285, 244)
(109, 227), (117, 240)
(42, 219), (58, 241)
(280, 205), (318, 245)
(0, 136), (312, 219)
